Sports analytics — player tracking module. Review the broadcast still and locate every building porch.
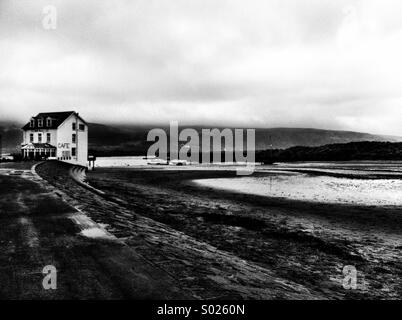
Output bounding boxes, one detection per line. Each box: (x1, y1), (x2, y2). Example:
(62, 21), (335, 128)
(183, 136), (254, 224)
(21, 143), (56, 160)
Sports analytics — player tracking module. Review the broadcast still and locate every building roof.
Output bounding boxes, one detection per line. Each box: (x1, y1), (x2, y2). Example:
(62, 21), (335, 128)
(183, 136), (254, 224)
(22, 111), (83, 130)
(21, 143), (56, 149)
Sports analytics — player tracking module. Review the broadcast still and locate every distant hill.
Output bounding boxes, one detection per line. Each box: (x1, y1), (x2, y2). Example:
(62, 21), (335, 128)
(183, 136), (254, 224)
(0, 124), (23, 154)
(87, 123), (153, 156)
(252, 127), (402, 150)
(1, 121), (402, 156)
(256, 141), (402, 163)
(86, 124), (402, 155)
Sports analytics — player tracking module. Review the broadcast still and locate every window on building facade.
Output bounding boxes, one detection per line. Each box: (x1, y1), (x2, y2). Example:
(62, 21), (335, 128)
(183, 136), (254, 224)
(79, 124), (85, 131)
(72, 147), (76, 157)
(30, 133), (34, 142)
(72, 134), (76, 143)
(46, 118), (52, 127)
(30, 119), (35, 127)
(38, 133), (42, 143)
(47, 133), (51, 143)
(72, 123), (76, 130)
(38, 118), (43, 127)
(62, 151), (71, 160)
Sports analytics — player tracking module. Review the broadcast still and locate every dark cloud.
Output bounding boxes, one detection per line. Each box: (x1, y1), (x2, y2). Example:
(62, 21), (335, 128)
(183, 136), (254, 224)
(1, 0), (402, 135)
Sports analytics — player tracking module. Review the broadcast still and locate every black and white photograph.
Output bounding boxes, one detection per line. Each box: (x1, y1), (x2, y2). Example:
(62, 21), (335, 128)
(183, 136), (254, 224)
(0, 0), (401, 311)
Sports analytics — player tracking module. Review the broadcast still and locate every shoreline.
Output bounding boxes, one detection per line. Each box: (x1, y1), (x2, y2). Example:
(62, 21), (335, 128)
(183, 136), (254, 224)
(35, 161), (321, 299)
(4, 160), (399, 299)
(85, 165), (401, 299)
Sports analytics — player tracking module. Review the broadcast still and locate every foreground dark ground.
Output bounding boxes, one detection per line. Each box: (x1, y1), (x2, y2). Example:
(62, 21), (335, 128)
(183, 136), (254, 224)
(85, 167), (402, 299)
(1, 161), (401, 299)
(35, 162), (318, 299)
(0, 162), (189, 299)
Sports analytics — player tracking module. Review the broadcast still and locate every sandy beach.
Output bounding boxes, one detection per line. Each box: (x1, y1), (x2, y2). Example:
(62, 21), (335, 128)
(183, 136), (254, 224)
(1, 160), (400, 299)
(35, 161), (402, 299)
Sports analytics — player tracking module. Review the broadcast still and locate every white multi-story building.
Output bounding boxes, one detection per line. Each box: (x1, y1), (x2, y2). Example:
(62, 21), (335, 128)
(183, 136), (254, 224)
(21, 111), (88, 167)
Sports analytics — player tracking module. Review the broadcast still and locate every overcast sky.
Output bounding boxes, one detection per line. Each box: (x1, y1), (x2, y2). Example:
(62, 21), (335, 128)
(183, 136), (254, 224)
(1, 0), (402, 135)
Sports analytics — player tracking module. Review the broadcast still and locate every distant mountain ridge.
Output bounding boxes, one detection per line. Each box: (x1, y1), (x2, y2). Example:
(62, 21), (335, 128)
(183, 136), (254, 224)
(0, 124), (24, 154)
(252, 127), (402, 150)
(86, 124), (402, 155)
(1, 121), (402, 155)
(256, 141), (402, 163)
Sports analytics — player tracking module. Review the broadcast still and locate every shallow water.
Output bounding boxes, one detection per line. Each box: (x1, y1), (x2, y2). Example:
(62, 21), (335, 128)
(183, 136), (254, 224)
(95, 156), (260, 171)
(95, 156), (149, 167)
(269, 161), (402, 177)
(95, 158), (402, 206)
(194, 162), (402, 206)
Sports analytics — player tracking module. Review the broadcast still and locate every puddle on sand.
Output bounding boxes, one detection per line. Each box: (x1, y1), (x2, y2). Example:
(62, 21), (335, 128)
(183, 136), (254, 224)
(80, 227), (113, 239)
(193, 173), (402, 206)
(69, 213), (116, 240)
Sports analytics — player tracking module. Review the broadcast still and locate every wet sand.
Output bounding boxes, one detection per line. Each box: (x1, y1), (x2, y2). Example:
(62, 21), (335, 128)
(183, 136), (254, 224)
(85, 166), (401, 299)
(0, 163), (190, 299)
(20, 161), (401, 299)
(193, 171), (402, 206)
(36, 162), (319, 299)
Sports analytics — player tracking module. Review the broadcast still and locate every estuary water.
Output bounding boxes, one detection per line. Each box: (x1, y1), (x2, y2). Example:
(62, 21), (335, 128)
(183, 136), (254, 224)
(193, 161), (402, 206)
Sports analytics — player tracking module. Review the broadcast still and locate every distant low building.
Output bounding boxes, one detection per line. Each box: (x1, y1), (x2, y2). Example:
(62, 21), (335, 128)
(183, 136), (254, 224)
(21, 111), (88, 166)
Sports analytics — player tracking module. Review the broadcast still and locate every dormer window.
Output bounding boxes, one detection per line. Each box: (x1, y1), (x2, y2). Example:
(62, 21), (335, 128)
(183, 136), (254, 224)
(46, 117), (52, 127)
(38, 118), (43, 128)
(30, 118), (35, 127)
